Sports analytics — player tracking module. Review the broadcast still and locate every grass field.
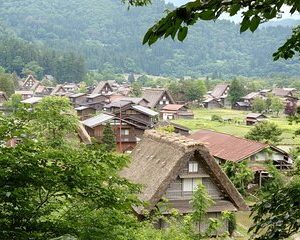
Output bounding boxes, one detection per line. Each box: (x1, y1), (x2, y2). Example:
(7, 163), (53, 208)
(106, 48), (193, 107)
(173, 108), (300, 148)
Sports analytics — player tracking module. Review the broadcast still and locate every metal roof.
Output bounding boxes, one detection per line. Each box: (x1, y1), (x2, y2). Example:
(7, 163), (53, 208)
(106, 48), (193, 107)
(189, 129), (268, 162)
(81, 113), (114, 128)
(70, 93), (86, 98)
(75, 106), (91, 111)
(21, 97), (43, 104)
(132, 105), (158, 117)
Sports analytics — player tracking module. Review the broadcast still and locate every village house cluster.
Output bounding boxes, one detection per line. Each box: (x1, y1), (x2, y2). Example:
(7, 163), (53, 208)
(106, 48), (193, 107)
(203, 83), (298, 113)
(1, 75), (295, 233)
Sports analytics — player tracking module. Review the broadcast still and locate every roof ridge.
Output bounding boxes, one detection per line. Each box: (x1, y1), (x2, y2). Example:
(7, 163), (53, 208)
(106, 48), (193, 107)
(144, 130), (203, 151)
(195, 129), (268, 147)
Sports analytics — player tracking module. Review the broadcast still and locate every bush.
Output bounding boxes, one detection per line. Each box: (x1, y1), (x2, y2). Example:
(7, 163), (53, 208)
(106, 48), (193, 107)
(211, 114), (223, 122)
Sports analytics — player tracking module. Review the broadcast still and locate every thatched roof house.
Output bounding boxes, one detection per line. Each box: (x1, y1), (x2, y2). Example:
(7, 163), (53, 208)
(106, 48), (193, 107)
(142, 88), (175, 109)
(121, 130), (248, 218)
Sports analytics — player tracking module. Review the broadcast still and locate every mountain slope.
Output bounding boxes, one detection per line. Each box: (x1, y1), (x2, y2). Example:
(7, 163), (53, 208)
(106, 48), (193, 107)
(0, 0), (299, 77)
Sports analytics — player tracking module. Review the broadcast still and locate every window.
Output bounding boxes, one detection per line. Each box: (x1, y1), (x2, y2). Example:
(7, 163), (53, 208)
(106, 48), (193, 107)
(159, 101), (163, 105)
(121, 129), (129, 135)
(188, 162), (198, 173)
(163, 96), (166, 100)
(165, 100), (169, 104)
(182, 178), (202, 192)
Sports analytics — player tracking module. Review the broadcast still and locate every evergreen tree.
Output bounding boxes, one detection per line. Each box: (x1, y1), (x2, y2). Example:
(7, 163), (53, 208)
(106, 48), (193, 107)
(270, 96), (284, 117)
(228, 78), (245, 106)
(102, 122), (116, 152)
(131, 82), (142, 97)
(128, 73), (135, 84)
(252, 98), (267, 113)
(0, 73), (15, 96)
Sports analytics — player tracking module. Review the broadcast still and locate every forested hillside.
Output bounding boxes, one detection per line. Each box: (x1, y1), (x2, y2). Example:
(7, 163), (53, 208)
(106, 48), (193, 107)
(0, 0), (300, 77)
(0, 25), (85, 82)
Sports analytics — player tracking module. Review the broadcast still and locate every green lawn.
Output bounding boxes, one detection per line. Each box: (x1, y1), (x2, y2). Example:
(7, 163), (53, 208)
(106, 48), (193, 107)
(173, 108), (300, 147)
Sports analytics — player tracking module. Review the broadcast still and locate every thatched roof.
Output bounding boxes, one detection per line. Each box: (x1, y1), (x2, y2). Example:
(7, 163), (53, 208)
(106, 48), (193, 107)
(142, 88), (175, 108)
(77, 122), (92, 144)
(92, 81), (113, 95)
(121, 130), (248, 213)
(210, 84), (229, 98)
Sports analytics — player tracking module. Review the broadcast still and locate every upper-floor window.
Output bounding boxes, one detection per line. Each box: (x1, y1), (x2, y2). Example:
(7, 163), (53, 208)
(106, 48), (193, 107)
(188, 161), (198, 173)
(182, 178), (201, 192)
(121, 129), (129, 135)
(163, 96), (166, 100)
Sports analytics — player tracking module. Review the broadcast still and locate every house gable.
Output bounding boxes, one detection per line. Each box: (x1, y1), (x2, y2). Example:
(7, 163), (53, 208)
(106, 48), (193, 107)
(121, 130), (248, 214)
(22, 75), (38, 89)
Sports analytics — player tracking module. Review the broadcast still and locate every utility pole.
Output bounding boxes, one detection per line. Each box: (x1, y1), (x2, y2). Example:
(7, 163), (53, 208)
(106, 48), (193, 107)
(119, 105), (122, 152)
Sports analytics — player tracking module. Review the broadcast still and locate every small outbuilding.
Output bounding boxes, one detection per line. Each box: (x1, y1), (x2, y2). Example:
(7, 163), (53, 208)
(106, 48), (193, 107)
(245, 113), (267, 126)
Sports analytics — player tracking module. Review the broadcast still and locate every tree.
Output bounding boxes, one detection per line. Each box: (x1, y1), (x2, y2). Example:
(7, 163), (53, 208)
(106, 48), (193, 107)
(131, 82), (142, 97)
(249, 177), (300, 240)
(128, 73), (135, 84)
(102, 122), (116, 152)
(252, 98), (266, 113)
(137, 0), (300, 61)
(228, 78), (245, 106)
(222, 161), (254, 195)
(0, 98), (140, 239)
(184, 80), (207, 101)
(31, 96), (78, 147)
(191, 183), (214, 221)
(0, 73), (15, 96)
(22, 61), (44, 80)
(270, 96), (284, 117)
(245, 121), (283, 144)
(265, 93), (273, 112)
(3, 93), (22, 112)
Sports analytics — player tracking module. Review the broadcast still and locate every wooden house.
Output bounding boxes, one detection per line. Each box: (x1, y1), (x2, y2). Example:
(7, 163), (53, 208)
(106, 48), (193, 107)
(202, 97), (223, 109)
(69, 93), (87, 107)
(242, 92), (262, 104)
(50, 85), (66, 96)
(78, 94), (110, 110)
(21, 75), (39, 90)
(160, 104), (194, 120)
(233, 102), (251, 111)
(203, 84), (230, 108)
(142, 88), (175, 110)
(92, 81), (113, 95)
(21, 97), (43, 106)
(34, 84), (50, 96)
(104, 100), (158, 128)
(116, 97), (149, 107)
(82, 113), (146, 152)
(189, 130), (292, 186)
(75, 106), (96, 120)
(63, 83), (78, 93)
(15, 90), (34, 100)
(0, 91), (8, 105)
(121, 130), (248, 232)
(272, 88), (296, 98)
(259, 89), (271, 97)
(154, 121), (190, 136)
(245, 113), (267, 126)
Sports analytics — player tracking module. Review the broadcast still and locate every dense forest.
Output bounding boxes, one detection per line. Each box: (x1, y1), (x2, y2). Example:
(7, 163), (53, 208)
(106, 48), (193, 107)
(0, 0), (300, 78)
(0, 24), (85, 82)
